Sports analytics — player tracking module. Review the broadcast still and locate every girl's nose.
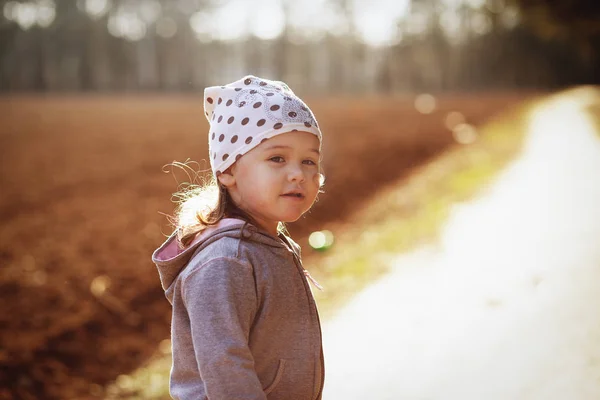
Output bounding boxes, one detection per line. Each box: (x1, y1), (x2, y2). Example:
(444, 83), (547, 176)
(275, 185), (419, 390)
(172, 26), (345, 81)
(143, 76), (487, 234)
(288, 164), (305, 182)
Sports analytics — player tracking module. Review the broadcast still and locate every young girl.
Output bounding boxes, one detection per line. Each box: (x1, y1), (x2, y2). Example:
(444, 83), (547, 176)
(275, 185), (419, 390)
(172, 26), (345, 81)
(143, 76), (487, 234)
(152, 75), (325, 400)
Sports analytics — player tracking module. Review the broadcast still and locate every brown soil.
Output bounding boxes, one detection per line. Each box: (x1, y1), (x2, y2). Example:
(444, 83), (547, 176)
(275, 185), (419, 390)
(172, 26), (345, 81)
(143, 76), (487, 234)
(0, 92), (533, 399)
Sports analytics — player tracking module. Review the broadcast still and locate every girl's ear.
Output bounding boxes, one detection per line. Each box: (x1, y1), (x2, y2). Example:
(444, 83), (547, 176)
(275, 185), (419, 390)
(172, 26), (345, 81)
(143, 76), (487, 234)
(217, 168), (236, 188)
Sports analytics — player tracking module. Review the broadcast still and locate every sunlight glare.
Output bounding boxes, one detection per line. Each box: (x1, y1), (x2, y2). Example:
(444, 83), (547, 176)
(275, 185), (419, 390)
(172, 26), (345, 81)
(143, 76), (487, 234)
(352, 0), (410, 46)
(188, 0), (412, 45)
(249, 0), (285, 40)
(355, 9), (399, 46)
(208, 0), (247, 41)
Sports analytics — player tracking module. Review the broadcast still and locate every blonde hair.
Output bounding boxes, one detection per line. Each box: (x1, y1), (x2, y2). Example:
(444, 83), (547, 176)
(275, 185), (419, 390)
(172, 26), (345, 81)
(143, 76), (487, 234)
(167, 161), (272, 248)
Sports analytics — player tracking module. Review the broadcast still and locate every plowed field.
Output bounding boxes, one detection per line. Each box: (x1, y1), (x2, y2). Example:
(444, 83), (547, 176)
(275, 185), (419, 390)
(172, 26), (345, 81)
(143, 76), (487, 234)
(0, 93), (530, 399)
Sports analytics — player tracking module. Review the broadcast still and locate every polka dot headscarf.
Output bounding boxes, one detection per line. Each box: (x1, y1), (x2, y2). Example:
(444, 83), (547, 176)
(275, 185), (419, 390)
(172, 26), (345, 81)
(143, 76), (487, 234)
(204, 75), (322, 177)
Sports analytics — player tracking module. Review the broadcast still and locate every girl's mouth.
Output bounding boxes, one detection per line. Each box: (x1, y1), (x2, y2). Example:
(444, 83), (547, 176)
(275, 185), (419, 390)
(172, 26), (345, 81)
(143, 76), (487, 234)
(282, 193), (305, 199)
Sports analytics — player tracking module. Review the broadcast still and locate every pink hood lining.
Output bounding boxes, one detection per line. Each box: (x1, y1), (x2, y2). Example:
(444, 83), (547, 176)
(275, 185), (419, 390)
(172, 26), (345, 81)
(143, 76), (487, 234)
(154, 218), (246, 263)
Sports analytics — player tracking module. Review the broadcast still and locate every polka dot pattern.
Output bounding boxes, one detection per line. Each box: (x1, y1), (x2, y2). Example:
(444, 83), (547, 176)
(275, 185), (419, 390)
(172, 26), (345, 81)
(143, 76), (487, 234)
(203, 75), (322, 176)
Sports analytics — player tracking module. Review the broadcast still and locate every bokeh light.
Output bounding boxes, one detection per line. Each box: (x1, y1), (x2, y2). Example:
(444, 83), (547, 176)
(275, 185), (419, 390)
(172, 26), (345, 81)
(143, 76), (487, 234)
(90, 275), (111, 297)
(159, 339), (171, 354)
(77, 0), (111, 19)
(445, 111), (466, 130)
(452, 122), (478, 144)
(108, 11), (147, 41)
(414, 94), (437, 114)
(2, 0), (55, 30)
(309, 230), (335, 251)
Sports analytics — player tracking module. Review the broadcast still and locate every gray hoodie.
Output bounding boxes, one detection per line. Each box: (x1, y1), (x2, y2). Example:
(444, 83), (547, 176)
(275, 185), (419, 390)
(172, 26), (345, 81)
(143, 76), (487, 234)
(152, 218), (324, 400)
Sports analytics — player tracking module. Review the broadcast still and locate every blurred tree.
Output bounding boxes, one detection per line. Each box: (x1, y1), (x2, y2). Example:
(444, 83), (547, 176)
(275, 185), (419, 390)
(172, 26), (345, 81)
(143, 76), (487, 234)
(0, 0), (598, 92)
(509, 0), (600, 59)
(0, 3), (20, 90)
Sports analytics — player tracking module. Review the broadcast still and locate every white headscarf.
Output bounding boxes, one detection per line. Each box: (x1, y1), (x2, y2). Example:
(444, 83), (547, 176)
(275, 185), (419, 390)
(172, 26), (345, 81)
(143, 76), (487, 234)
(204, 75), (322, 176)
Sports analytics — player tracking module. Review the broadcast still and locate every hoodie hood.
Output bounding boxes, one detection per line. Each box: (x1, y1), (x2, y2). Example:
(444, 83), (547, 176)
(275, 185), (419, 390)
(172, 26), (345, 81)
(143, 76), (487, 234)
(152, 218), (294, 301)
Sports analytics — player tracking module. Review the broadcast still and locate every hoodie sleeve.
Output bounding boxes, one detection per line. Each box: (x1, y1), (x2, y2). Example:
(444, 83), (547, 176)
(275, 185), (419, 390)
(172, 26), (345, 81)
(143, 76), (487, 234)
(182, 256), (266, 400)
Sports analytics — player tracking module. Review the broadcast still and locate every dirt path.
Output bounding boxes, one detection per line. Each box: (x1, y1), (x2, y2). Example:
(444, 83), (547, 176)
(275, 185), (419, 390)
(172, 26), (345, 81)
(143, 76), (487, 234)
(321, 88), (600, 400)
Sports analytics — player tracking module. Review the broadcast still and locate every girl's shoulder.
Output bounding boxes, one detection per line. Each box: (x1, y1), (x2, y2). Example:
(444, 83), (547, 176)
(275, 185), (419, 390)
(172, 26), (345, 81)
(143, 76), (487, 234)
(181, 221), (298, 278)
(186, 234), (243, 268)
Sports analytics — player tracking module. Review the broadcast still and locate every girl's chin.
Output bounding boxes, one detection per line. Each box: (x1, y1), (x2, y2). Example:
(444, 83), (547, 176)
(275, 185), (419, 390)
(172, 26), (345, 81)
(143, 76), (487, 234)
(279, 212), (305, 223)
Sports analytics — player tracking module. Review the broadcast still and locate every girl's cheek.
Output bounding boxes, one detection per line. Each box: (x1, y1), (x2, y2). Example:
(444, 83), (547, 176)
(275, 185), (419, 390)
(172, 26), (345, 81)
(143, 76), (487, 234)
(312, 172), (320, 185)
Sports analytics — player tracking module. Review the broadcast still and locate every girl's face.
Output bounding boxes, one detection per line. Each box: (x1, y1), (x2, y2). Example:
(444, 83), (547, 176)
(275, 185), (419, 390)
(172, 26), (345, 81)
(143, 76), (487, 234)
(218, 131), (321, 235)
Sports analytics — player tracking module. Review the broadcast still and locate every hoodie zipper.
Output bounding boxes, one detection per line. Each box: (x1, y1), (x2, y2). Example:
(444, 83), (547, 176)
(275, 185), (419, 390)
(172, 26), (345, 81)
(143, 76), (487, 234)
(288, 250), (325, 400)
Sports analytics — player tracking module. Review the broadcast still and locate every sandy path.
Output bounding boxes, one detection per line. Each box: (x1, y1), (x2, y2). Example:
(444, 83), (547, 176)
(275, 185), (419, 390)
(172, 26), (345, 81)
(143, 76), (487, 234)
(321, 88), (600, 400)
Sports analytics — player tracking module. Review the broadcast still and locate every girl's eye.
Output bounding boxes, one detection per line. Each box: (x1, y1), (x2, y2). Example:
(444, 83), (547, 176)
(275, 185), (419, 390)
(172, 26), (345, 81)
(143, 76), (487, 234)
(303, 159), (317, 166)
(269, 156), (284, 163)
